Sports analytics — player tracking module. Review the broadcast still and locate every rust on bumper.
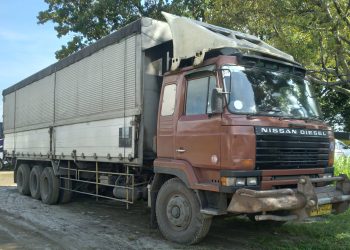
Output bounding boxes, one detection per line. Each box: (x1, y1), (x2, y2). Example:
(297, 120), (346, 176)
(227, 175), (350, 221)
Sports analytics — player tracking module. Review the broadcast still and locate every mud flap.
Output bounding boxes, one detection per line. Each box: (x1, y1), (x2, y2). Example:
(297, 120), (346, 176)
(150, 190), (158, 229)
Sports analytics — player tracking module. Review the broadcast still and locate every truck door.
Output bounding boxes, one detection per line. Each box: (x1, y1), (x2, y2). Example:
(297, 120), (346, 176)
(157, 82), (178, 159)
(175, 73), (221, 171)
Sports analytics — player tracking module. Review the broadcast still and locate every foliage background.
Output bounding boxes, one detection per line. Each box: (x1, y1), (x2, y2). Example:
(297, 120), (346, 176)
(37, 0), (350, 130)
(334, 156), (350, 177)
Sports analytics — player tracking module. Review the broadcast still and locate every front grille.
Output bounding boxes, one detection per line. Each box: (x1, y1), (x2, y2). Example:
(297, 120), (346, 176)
(255, 134), (329, 170)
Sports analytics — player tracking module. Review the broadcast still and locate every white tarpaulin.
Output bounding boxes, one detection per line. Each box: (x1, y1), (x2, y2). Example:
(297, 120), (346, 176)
(162, 12), (296, 70)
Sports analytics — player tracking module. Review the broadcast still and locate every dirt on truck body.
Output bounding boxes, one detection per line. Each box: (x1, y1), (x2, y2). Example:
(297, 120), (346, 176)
(2, 12), (350, 244)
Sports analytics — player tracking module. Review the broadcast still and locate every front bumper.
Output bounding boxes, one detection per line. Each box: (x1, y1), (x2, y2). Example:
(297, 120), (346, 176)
(227, 175), (350, 221)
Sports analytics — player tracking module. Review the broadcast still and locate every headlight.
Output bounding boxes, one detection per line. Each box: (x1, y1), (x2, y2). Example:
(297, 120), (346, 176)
(220, 176), (258, 186)
(235, 178), (246, 186)
(323, 173), (333, 179)
(247, 177), (258, 186)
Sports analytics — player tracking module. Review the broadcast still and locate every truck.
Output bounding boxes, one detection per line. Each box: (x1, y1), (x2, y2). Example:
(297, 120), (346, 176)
(3, 12), (350, 244)
(0, 122), (5, 170)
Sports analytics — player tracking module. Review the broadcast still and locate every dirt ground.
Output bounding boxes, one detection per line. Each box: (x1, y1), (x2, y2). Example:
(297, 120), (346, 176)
(0, 171), (290, 250)
(0, 172), (15, 187)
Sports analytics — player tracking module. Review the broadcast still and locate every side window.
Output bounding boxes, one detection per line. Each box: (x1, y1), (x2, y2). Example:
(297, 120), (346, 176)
(185, 76), (217, 115)
(161, 84), (177, 116)
(119, 127), (132, 148)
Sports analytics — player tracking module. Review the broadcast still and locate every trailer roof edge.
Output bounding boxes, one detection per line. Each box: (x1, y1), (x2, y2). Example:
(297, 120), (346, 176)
(3, 18), (143, 96)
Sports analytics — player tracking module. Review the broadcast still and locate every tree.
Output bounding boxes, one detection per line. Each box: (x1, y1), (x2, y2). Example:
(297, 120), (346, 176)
(37, 0), (211, 59)
(38, 0), (350, 130)
(206, 0), (350, 130)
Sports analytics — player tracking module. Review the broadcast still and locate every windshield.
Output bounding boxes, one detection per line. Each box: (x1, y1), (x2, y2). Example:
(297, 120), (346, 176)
(222, 65), (322, 119)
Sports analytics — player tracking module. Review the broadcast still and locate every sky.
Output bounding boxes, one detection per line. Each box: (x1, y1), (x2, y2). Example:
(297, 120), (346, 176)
(0, 0), (69, 120)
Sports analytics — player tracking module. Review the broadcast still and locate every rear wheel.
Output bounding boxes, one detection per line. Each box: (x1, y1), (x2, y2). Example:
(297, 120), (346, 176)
(29, 165), (44, 199)
(40, 167), (59, 205)
(156, 178), (212, 244)
(59, 178), (73, 204)
(16, 164), (31, 195)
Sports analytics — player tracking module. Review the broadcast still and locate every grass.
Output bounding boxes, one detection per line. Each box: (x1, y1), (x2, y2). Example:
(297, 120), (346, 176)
(247, 210), (350, 250)
(245, 157), (350, 250)
(334, 156), (350, 177)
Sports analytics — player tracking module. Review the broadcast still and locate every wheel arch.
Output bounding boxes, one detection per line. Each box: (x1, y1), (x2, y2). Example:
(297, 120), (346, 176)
(151, 169), (190, 192)
(152, 165), (227, 217)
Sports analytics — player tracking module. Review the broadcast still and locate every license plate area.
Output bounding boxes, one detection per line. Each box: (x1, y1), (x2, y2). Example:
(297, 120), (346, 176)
(310, 204), (332, 217)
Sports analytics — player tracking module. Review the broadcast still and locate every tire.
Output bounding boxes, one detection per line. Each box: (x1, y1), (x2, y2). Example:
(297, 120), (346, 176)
(40, 167), (59, 205)
(156, 178), (212, 244)
(16, 164), (31, 195)
(59, 178), (73, 204)
(29, 165), (44, 199)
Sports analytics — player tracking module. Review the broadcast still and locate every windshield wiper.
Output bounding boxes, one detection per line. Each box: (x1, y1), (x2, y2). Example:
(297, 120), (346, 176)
(245, 107), (284, 119)
(280, 115), (323, 122)
(246, 112), (283, 119)
(302, 116), (323, 122)
(257, 107), (283, 114)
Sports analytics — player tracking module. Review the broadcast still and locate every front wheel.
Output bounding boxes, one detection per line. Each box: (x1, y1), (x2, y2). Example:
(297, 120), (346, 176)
(156, 178), (212, 244)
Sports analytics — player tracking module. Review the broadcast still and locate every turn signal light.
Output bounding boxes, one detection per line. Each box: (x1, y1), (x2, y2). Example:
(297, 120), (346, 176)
(221, 177), (236, 186)
(241, 159), (254, 168)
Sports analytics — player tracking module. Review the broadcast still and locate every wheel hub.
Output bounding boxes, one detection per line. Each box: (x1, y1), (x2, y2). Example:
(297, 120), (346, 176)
(166, 195), (191, 228)
(171, 206), (180, 218)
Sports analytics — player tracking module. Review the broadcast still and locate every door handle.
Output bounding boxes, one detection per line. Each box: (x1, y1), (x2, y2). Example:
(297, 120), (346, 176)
(176, 148), (186, 153)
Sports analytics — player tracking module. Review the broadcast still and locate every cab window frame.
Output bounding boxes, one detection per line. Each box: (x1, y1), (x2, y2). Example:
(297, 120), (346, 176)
(184, 73), (217, 116)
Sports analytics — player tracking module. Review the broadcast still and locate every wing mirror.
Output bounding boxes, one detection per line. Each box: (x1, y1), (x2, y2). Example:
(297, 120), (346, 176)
(211, 88), (225, 114)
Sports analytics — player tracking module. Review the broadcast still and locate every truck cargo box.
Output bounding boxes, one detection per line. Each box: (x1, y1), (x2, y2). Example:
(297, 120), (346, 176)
(3, 18), (172, 165)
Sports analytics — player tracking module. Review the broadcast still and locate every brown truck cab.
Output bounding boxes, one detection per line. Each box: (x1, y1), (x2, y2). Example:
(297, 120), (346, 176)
(152, 50), (350, 243)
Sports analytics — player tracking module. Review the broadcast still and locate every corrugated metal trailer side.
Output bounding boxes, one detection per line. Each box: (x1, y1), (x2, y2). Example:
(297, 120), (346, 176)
(3, 18), (172, 166)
